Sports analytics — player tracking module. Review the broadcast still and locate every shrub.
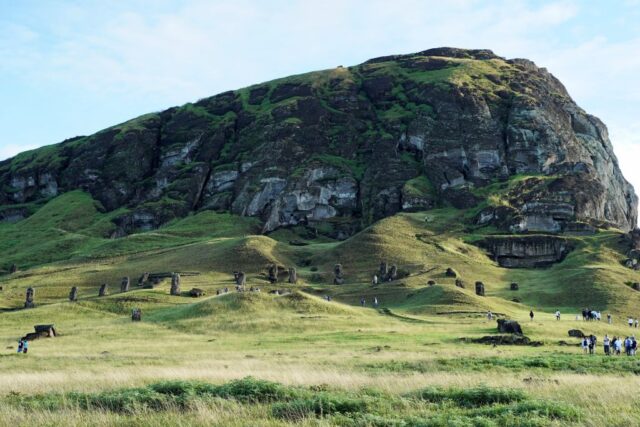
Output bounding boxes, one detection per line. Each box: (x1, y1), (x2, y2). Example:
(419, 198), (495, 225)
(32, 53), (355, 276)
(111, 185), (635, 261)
(413, 386), (527, 407)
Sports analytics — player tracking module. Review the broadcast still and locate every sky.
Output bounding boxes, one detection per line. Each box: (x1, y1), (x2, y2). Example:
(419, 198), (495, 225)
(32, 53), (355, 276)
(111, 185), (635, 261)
(1, 0), (639, 193)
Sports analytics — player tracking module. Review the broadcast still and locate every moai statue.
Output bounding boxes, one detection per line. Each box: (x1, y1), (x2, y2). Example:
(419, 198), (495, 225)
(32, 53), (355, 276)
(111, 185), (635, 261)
(24, 287), (35, 308)
(233, 271), (240, 282)
(387, 265), (398, 282)
(268, 264), (278, 283)
(372, 274), (378, 286)
(428, 280), (436, 286)
(99, 283), (108, 297)
(9, 263), (17, 274)
(333, 264), (344, 285)
(632, 282), (640, 291)
(120, 276), (130, 293)
(455, 279), (465, 289)
(170, 273), (181, 296)
(236, 271), (246, 288)
(379, 261), (388, 279)
(131, 308), (142, 321)
(445, 268), (457, 278)
(137, 272), (149, 286)
(475, 281), (485, 296)
(288, 268), (297, 284)
(510, 282), (519, 291)
(69, 286), (78, 302)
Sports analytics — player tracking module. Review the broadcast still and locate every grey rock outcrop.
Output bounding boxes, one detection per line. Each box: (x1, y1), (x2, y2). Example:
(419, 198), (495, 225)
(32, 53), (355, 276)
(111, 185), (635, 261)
(497, 319), (522, 334)
(479, 236), (575, 268)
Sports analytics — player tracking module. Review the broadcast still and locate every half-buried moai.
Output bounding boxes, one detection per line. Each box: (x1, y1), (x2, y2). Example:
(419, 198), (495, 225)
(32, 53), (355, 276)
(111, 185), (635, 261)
(236, 271), (246, 288)
(288, 268), (297, 284)
(69, 286), (78, 302)
(170, 273), (181, 296)
(137, 272), (149, 287)
(475, 281), (485, 296)
(387, 264), (398, 282)
(268, 264), (278, 283)
(510, 282), (519, 291)
(99, 283), (108, 297)
(131, 308), (142, 321)
(120, 277), (130, 293)
(333, 264), (344, 285)
(379, 261), (388, 279)
(24, 287), (35, 308)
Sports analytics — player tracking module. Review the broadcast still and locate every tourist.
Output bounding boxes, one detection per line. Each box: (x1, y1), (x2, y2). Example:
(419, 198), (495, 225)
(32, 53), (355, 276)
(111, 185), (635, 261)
(589, 335), (596, 354)
(529, 310), (534, 321)
(582, 337), (589, 354)
(625, 337), (632, 356)
(22, 339), (28, 354)
(629, 318), (634, 327)
(633, 336), (638, 356)
(604, 335), (611, 355)
(615, 337), (622, 355)
(360, 297), (365, 307)
(635, 319), (639, 329)
(607, 313), (612, 324)
(555, 310), (561, 320)
(372, 275), (378, 286)
(373, 297), (379, 308)
(17, 339), (23, 353)
(487, 311), (493, 321)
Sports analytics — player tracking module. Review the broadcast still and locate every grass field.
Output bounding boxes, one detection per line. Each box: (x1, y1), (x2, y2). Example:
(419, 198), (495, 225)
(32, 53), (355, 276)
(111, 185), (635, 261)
(2, 192), (640, 426)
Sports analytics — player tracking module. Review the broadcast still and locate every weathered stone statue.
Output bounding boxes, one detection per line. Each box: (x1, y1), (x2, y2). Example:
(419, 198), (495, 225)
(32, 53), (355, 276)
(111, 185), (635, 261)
(120, 276), (130, 293)
(236, 271), (246, 288)
(632, 282), (640, 291)
(24, 287), (35, 308)
(131, 308), (142, 321)
(455, 279), (465, 288)
(99, 283), (108, 297)
(288, 268), (297, 284)
(137, 272), (149, 286)
(333, 264), (344, 285)
(387, 264), (398, 281)
(428, 280), (436, 286)
(9, 263), (17, 274)
(475, 281), (485, 296)
(510, 282), (519, 291)
(69, 286), (78, 302)
(379, 261), (388, 279)
(268, 264), (278, 283)
(170, 273), (181, 296)
(445, 268), (457, 278)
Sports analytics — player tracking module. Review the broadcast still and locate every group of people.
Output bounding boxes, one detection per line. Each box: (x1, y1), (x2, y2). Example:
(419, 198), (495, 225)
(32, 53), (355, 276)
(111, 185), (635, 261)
(360, 297), (379, 308)
(16, 338), (28, 354)
(594, 335), (638, 356)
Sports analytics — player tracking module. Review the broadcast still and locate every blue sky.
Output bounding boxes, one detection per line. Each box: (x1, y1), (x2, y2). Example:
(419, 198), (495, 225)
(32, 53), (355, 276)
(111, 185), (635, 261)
(1, 0), (639, 192)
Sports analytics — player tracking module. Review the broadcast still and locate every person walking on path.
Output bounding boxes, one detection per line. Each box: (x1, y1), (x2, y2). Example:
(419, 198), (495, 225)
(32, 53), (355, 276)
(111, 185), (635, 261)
(604, 335), (611, 356)
(555, 310), (561, 320)
(17, 339), (24, 353)
(607, 313), (612, 324)
(360, 297), (365, 307)
(629, 318), (634, 327)
(21, 339), (28, 355)
(529, 310), (534, 321)
(373, 297), (379, 308)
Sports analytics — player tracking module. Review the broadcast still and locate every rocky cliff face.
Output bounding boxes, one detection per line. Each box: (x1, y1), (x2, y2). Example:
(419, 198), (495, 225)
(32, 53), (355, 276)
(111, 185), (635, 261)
(0, 47), (636, 239)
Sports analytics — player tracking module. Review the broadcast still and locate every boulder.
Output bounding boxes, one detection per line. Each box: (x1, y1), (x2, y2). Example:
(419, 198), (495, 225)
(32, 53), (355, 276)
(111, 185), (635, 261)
(469, 335), (540, 346)
(568, 329), (585, 338)
(497, 319), (523, 334)
(189, 288), (205, 298)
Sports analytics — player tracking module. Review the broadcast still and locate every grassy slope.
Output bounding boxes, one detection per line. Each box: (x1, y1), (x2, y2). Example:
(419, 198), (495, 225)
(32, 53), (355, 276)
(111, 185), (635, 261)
(2, 191), (640, 425)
